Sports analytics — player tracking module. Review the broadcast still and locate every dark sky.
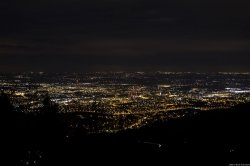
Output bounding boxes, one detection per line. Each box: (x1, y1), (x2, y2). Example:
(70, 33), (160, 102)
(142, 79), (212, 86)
(1, 0), (250, 72)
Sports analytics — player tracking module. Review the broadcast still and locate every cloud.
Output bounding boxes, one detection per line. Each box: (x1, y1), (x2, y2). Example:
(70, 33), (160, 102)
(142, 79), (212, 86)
(0, 0), (250, 71)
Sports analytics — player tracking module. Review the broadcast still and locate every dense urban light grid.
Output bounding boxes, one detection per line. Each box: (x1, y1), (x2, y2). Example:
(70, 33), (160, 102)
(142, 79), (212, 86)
(2, 72), (250, 133)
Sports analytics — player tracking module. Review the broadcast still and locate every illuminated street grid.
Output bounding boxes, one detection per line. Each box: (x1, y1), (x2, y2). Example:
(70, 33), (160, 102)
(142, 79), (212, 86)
(1, 72), (250, 133)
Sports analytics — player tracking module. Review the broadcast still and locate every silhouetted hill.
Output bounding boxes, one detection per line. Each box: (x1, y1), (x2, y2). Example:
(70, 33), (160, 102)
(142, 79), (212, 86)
(1, 97), (250, 165)
(110, 103), (250, 164)
(53, 103), (250, 165)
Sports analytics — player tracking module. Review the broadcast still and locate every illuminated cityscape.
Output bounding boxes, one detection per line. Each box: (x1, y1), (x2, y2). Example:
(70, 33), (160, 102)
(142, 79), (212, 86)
(1, 0), (250, 164)
(1, 72), (250, 133)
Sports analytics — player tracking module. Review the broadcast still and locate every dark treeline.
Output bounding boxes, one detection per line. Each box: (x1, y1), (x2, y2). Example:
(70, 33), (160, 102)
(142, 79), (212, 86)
(0, 91), (250, 165)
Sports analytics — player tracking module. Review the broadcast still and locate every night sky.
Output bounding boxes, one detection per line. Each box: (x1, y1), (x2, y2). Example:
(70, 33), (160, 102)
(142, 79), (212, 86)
(1, 0), (250, 72)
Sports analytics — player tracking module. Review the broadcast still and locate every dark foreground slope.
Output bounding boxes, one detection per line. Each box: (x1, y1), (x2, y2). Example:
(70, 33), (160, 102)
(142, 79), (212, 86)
(1, 96), (250, 165)
(77, 103), (250, 165)
(117, 103), (250, 165)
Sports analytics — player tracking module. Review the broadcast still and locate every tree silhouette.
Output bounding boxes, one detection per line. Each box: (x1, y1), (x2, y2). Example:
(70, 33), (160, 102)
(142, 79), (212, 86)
(0, 92), (21, 165)
(0, 91), (14, 114)
(38, 93), (64, 154)
(41, 93), (58, 117)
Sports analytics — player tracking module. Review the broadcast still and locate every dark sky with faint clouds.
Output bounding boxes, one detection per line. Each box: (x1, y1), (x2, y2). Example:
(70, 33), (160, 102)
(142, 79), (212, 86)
(1, 0), (250, 72)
